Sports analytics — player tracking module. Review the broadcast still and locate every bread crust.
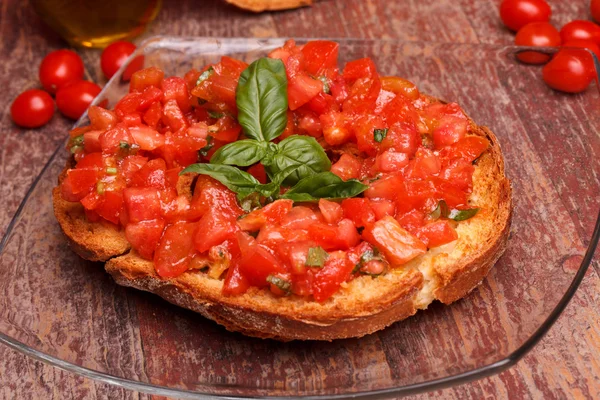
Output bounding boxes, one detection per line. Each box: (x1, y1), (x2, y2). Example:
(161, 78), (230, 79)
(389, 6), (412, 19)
(225, 0), (312, 12)
(53, 102), (512, 341)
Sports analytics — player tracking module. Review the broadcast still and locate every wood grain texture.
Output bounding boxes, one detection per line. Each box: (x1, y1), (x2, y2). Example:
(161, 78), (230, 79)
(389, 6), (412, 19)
(0, 0), (598, 399)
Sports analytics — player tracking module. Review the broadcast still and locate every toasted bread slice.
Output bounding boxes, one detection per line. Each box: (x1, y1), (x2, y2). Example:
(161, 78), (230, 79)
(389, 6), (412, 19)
(53, 108), (511, 341)
(225, 0), (312, 12)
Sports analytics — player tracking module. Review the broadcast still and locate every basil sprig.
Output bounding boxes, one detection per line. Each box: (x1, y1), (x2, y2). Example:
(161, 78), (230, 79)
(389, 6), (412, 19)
(183, 57), (368, 203)
(431, 200), (479, 221)
(236, 58), (288, 142)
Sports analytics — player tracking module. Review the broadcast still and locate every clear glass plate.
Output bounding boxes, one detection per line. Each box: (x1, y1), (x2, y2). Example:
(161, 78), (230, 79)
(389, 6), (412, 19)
(0, 37), (599, 399)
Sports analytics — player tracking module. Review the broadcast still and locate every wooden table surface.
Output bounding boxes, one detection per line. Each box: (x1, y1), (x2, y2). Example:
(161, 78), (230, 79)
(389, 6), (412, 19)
(1, 0), (599, 398)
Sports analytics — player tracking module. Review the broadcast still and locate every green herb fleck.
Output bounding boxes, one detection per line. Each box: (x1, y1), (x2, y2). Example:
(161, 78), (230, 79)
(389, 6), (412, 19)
(198, 136), (214, 158)
(266, 275), (291, 293)
(208, 110), (225, 119)
(373, 128), (388, 143)
(317, 76), (330, 94)
(196, 66), (214, 86)
(306, 246), (329, 268)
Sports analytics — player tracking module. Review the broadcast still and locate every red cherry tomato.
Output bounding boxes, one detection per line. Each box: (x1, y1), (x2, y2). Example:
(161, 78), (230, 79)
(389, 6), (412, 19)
(500, 0), (551, 32)
(38, 49), (84, 94)
(542, 49), (593, 93)
(515, 22), (561, 64)
(560, 20), (600, 45)
(100, 41), (137, 80)
(56, 80), (102, 120)
(562, 39), (600, 59)
(10, 89), (55, 128)
(593, 0), (600, 24)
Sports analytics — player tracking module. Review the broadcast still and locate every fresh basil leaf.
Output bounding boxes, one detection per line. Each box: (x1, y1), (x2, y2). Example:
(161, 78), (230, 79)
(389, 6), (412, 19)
(267, 135), (331, 185)
(236, 58), (288, 142)
(210, 140), (269, 167)
(435, 200), (479, 221)
(181, 163), (261, 200)
(196, 66), (214, 86)
(373, 128), (388, 143)
(306, 246), (329, 267)
(447, 208), (479, 221)
(281, 172), (368, 202)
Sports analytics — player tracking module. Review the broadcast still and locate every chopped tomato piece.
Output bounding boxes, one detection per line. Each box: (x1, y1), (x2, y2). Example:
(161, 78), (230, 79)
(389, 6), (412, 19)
(370, 199), (395, 220)
(374, 150), (409, 173)
(130, 159), (167, 188)
(353, 114), (385, 156)
(318, 199), (343, 224)
(237, 200), (294, 231)
(415, 220), (458, 248)
(281, 206), (320, 230)
(125, 219), (166, 259)
(88, 106), (117, 130)
(343, 77), (381, 114)
(247, 163), (267, 184)
(308, 219), (360, 250)
(83, 130), (102, 153)
(408, 148), (441, 179)
(320, 111), (352, 146)
(130, 67), (164, 93)
(95, 190), (123, 224)
(312, 253), (354, 302)
(364, 173), (404, 200)
(76, 152), (104, 170)
(99, 125), (134, 154)
(330, 153), (362, 181)
(362, 216), (427, 265)
(154, 221), (197, 278)
(223, 259), (250, 295)
(380, 76), (420, 100)
(129, 125), (165, 151)
(237, 231), (287, 287)
(396, 209), (426, 233)
(123, 187), (162, 223)
(341, 198), (376, 228)
(162, 76), (191, 113)
(162, 99), (189, 132)
(301, 40), (339, 77)
(61, 169), (98, 202)
(342, 58), (377, 82)
(439, 136), (489, 162)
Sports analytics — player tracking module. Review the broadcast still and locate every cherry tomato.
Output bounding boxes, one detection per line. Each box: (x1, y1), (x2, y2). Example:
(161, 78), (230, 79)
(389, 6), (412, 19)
(101, 41), (137, 80)
(515, 22), (561, 64)
(39, 49), (84, 94)
(499, 0), (551, 32)
(593, 0), (600, 24)
(10, 89), (55, 128)
(560, 20), (600, 45)
(542, 49), (593, 93)
(56, 80), (102, 120)
(562, 39), (600, 58)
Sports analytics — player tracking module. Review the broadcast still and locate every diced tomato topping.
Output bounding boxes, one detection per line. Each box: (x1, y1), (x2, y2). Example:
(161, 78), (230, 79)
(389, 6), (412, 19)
(247, 163), (267, 184)
(312, 253), (354, 302)
(318, 199), (343, 224)
(126, 219), (166, 259)
(123, 187), (162, 223)
(236, 231), (287, 287)
(238, 199), (294, 231)
(362, 216), (427, 265)
(59, 41), (483, 300)
(415, 220), (458, 248)
(154, 221), (197, 278)
(341, 198), (376, 228)
(330, 153), (362, 181)
(301, 40), (339, 77)
(61, 169), (98, 202)
(130, 67), (164, 93)
(370, 199), (396, 220)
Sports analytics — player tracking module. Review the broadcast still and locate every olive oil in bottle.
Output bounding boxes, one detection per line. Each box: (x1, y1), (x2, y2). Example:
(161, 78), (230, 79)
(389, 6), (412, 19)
(32, 0), (162, 48)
